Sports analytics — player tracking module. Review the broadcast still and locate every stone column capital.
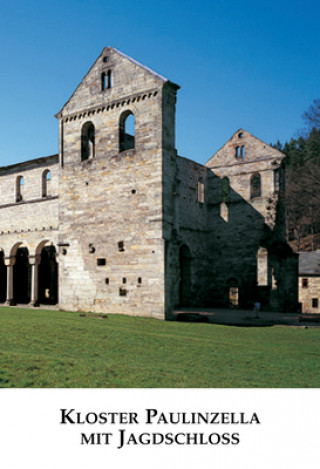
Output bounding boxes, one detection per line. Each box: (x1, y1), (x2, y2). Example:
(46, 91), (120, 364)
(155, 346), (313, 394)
(4, 257), (15, 267)
(29, 254), (41, 266)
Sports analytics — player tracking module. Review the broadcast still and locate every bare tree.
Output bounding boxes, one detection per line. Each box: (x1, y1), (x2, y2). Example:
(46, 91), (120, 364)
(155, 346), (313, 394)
(286, 162), (320, 251)
(302, 99), (320, 130)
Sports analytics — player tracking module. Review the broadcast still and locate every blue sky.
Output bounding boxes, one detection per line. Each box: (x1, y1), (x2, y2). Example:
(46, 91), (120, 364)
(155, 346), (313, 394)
(0, 0), (319, 166)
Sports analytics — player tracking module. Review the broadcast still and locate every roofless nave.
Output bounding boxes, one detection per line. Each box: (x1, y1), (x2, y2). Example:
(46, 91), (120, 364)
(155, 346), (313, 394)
(0, 47), (298, 318)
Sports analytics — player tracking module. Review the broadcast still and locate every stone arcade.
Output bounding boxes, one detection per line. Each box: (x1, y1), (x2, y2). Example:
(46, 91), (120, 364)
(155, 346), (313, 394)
(0, 47), (298, 319)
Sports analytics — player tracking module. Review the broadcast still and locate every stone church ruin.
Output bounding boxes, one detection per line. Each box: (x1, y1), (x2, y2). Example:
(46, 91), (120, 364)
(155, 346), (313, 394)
(0, 47), (298, 319)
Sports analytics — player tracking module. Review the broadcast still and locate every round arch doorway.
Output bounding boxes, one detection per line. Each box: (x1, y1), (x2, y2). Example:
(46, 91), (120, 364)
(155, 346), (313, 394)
(38, 245), (58, 305)
(13, 247), (31, 304)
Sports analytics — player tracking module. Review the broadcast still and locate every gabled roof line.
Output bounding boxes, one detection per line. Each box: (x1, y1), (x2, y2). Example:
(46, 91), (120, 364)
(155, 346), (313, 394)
(110, 47), (168, 82)
(55, 49), (103, 117)
(56, 47), (178, 118)
(205, 128), (285, 167)
(207, 154), (284, 170)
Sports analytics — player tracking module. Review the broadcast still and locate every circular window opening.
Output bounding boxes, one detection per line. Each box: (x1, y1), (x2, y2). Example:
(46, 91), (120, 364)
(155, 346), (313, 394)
(103, 56), (109, 63)
(238, 132), (244, 138)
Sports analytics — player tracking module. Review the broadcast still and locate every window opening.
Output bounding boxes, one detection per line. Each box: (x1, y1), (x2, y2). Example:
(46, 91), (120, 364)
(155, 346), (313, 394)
(235, 146), (241, 159)
(222, 177), (230, 203)
(312, 298), (318, 308)
(251, 173), (261, 199)
(105, 278), (109, 285)
(241, 145), (245, 158)
(42, 170), (51, 197)
(101, 70), (112, 91)
(197, 179), (204, 204)
(101, 72), (107, 91)
(274, 169), (280, 192)
(118, 241), (124, 252)
(257, 247), (268, 286)
(107, 70), (112, 89)
(119, 111), (135, 151)
(119, 288), (127, 297)
(220, 201), (229, 222)
(81, 122), (95, 161)
(123, 278), (127, 284)
(229, 286), (239, 308)
(302, 278), (308, 288)
(138, 277), (142, 284)
(16, 176), (24, 202)
(97, 258), (106, 266)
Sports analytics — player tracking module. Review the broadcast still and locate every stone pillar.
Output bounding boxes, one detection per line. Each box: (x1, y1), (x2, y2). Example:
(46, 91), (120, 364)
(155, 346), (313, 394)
(4, 257), (15, 306)
(29, 255), (40, 307)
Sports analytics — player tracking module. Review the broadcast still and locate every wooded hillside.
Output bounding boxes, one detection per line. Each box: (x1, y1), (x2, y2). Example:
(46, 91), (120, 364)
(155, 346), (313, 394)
(272, 99), (320, 251)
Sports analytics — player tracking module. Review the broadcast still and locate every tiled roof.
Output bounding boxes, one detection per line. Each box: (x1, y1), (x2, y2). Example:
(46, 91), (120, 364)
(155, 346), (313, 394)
(299, 251), (320, 275)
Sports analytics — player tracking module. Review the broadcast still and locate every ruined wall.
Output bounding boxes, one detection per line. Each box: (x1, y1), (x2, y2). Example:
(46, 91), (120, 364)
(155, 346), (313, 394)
(0, 49), (298, 316)
(0, 156), (59, 258)
(163, 128), (298, 313)
(57, 47), (172, 319)
(164, 155), (212, 314)
(203, 129), (297, 311)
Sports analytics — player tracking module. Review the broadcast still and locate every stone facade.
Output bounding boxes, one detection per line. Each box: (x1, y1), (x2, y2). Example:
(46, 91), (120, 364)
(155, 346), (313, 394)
(0, 47), (298, 318)
(298, 252), (320, 314)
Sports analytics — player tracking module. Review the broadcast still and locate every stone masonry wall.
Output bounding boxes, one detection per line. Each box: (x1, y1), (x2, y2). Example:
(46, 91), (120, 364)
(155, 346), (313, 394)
(203, 129), (297, 311)
(57, 47), (170, 319)
(0, 157), (59, 258)
(164, 154), (213, 313)
(0, 49), (299, 316)
(299, 276), (320, 313)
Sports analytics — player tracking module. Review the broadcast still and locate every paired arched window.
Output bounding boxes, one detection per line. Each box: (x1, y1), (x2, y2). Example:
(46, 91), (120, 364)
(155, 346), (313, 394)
(81, 122), (95, 161)
(101, 70), (112, 91)
(119, 111), (135, 152)
(235, 145), (245, 159)
(79, 111), (136, 159)
(16, 176), (24, 202)
(250, 173), (261, 199)
(42, 170), (51, 197)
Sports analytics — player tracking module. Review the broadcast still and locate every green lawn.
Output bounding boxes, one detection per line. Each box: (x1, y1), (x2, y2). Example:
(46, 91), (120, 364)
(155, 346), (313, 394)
(0, 306), (319, 388)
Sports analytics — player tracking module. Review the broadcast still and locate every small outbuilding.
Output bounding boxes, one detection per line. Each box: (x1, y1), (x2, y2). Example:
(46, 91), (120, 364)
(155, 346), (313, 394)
(298, 251), (320, 314)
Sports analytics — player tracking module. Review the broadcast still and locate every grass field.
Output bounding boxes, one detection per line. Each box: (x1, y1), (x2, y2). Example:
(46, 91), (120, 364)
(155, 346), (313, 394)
(0, 306), (319, 388)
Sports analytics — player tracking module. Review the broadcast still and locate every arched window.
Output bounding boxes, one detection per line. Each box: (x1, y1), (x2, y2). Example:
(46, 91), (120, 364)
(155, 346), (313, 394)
(250, 173), (261, 199)
(16, 176), (24, 202)
(235, 146), (240, 159)
(42, 170), (51, 197)
(81, 122), (95, 161)
(119, 111), (135, 152)
(221, 177), (230, 203)
(241, 145), (245, 158)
